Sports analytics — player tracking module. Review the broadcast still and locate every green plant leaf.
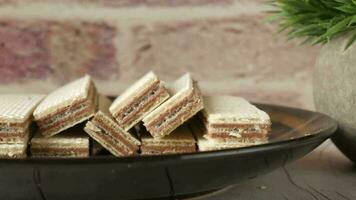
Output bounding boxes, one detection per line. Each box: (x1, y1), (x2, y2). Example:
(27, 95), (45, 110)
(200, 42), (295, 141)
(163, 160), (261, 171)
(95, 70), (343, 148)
(336, 4), (356, 13)
(270, 0), (356, 49)
(323, 17), (352, 38)
(344, 31), (356, 49)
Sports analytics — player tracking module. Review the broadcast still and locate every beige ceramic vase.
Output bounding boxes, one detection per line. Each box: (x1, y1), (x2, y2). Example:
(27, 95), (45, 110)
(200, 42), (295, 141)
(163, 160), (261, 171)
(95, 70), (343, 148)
(313, 35), (356, 162)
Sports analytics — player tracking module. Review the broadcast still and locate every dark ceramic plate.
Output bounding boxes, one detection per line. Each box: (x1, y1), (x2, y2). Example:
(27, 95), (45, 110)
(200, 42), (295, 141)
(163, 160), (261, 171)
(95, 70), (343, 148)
(0, 103), (337, 200)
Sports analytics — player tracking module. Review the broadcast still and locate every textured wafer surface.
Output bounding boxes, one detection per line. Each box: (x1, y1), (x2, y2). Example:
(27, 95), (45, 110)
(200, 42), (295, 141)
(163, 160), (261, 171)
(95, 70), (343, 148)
(35, 77), (98, 137)
(197, 139), (266, 151)
(203, 96), (271, 124)
(30, 131), (90, 157)
(143, 73), (204, 138)
(31, 132), (89, 146)
(110, 71), (158, 113)
(0, 130), (30, 144)
(0, 94), (44, 123)
(0, 143), (27, 158)
(34, 75), (92, 120)
(85, 95), (141, 156)
(110, 71), (170, 131)
(141, 125), (196, 145)
(191, 120), (267, 152)
(140, 125), (196, 155)
(143, 73), (193, 122)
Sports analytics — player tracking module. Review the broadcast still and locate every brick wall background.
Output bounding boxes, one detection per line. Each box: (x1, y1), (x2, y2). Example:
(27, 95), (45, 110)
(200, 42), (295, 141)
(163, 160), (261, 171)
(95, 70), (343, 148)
(0, 0), (319, 109)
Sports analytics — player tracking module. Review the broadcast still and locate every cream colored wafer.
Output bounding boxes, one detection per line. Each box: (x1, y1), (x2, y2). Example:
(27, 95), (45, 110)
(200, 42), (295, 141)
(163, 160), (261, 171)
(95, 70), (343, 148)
(202, 96), (271, 139)
(140, 125), (196, 155)
(30, 130), (89, 158)
(33, 75), (98, 137)
(190, 119), (268, 152)
(84, 95), (141, 157)
(143, 73), (204, 138)
(0, 94), (44, 124)
(110, 71), (170, 131)
(34, 75), (93, 119)
(0, 143), (27, 158)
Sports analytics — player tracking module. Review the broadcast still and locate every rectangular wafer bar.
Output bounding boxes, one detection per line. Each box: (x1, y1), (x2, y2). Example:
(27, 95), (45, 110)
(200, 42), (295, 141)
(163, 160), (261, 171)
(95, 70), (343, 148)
(0, 94), (44, 143)
(110, 71), (170, 131)
(140, 125), (196, 155)
(30, 129), (90, 158)
(189, 119), (260, 151)
(143, 73), (204, 138)
(84, 95), (141, 157)
(202, 96), (271, 141)
(33, 75), (98, 137)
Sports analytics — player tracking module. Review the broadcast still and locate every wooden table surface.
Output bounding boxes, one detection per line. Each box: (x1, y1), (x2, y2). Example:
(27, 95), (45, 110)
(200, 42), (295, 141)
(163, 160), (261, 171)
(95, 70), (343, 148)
(186, 140), (356, 200)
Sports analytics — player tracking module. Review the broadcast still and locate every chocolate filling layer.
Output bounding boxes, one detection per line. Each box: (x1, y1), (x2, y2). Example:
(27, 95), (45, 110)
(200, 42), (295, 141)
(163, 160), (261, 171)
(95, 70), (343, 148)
(85, 126), (133, 156)
(37, 85), (96, 128)
(0, 120), (30, 128)
(40, 105), (95, 137)
(116, 85), (169, 129)
(0, 132), (27, 138)
(146, 84), (203, 137)
(92, 115), (139, 152)
(114, 81), (160, 120)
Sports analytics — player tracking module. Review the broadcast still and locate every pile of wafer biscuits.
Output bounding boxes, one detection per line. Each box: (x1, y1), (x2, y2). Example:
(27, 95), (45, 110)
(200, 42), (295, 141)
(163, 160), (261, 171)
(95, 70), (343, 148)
(0, 72), (271, 158)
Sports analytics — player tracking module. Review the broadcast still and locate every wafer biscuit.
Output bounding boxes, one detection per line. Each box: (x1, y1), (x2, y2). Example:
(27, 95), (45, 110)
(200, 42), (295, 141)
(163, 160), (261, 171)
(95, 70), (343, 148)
(110, 72), (170, 131)
(30, 130), (89, 158)
(0, 143), (27, 158)
(0, 94), (44, 143)
(140, 125), (196, 155)
(84, 96), (141, 157)
(202, 96), (271, 140)
(143, 73), (204, 138)
(190, 120), (262, 151)
(33, 75), (98, 137)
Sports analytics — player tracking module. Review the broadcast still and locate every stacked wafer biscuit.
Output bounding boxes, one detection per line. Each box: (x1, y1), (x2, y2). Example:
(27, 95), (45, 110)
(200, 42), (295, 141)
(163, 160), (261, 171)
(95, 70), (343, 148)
(33, 75), (98, 137)
(194, 96), (271, 151)
(84, 72), (203, 156)
(142, 73), (204, 139)
(0, 94), (44, 158)
(30, 129), (90, 158)
(85, 95), (141, 157)
(29, 75), (98, 158)
(0, 72), (272, 159)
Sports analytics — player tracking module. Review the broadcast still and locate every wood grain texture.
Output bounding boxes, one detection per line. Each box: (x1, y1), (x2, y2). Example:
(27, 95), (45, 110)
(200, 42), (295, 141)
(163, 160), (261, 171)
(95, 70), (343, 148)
(185, 140), (355, 200)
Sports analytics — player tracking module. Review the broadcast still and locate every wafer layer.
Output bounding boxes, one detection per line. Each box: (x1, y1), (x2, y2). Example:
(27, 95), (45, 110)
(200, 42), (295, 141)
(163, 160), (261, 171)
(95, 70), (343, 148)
(197, 139), (267, 151)
(84, 96), (141, 157)
(202, 96), (271, 139)
(0, 120), (31, 135)
(30, 131), (89, 158)
(191, 117), (268, 152)
(143, 73), (204, 138)
(0, 130), (30, 143)
(34, 76), (98, 137)
(140, 126), (196, 155)
(0, 94), (45, 124)
(0, 143), (27, 158)
(110, 72), (170, 131)
(0, 130), (29, 158)
(0, 94), (44, 143)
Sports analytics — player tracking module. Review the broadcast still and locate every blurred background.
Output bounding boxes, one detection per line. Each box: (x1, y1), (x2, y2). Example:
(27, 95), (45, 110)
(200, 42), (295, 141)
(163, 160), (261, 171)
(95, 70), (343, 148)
(0, 0), (318, 109)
